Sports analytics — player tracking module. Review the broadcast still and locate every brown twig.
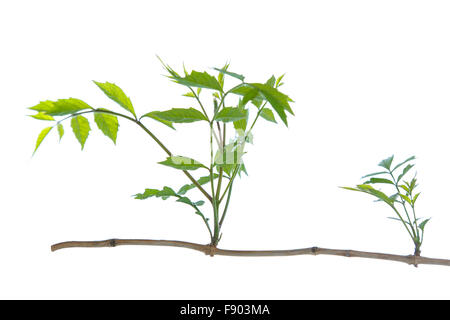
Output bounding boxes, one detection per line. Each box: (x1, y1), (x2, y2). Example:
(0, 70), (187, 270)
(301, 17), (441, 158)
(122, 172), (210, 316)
(50, 239), (450, 267)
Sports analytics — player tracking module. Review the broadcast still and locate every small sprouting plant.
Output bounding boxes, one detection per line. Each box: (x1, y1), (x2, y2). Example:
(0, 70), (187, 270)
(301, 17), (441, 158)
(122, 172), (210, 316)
(342, 155), (429, 256)
(29, 58), (294, 248)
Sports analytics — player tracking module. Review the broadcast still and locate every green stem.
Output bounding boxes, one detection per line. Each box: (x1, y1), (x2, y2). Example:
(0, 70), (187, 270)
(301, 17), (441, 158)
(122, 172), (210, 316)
(58, 109), (213, 203)
(219, 180), (233, 227)
(189, 87), (209, 121)
(390, 172), (417, 241)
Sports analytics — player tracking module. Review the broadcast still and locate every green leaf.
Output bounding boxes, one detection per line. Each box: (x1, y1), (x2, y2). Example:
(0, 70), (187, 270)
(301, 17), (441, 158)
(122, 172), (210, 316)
(159, 156), (208, 171)
(397, 164), (414, 182)
(140, 111), (175, 129)
(177, 197), (194, 206)
(30, 112), (54, 121)
(233, 107), (249, 132)
(134, 186), (178, 200)
(33, 126), (53, 154)
(154, 108), (208, 123)
(182, 92), (196, 98)
(215, 107), (247, 122)
(178, 174), (219, 195)
(361, 171), (390, 179)
(265, 75), (276, 87)
(93, 81), (136, 118)
(94, 111), (119, 144)
(275, 74), (285, 88)
(387, 217), (411, 226)
(363, 177), (394, 185)
(378, 155), (394, 170)
(248, 83), (293, 126)
(342, 184), (394, 206)
(30, 98), (92, 116)
(392, 156), (416, 172)
(71, 115), (91, 150)
(419, 218), (430, 231)
(156, 186), (178, 200)
(213, 67), (245, 81)
(259, 108), (277, 123)
(399, 194), (412, 205)
(57, 123), (64, 141)
(134, 188), (159, 200)
(159, 58), (222, 92)
(399, 187), (410, 198)
(412, 192), (420, 205)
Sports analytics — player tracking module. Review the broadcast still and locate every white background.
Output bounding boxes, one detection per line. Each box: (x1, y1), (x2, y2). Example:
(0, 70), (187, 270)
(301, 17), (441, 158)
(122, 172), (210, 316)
(1, 0), (449, 299)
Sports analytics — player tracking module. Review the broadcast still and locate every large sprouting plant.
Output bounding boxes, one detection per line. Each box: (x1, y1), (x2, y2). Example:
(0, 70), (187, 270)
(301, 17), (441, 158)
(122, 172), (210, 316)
(342, 155), (429, 256)
(29, 59), (294, 247)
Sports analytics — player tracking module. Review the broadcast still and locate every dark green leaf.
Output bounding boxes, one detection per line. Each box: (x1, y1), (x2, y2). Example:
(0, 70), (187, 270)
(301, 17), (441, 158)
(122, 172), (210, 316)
(141, 111), (175, 129)
(93, 81), (136, 118)
(248, 83), (294, 126)
(71, 115), (91, 150)
(215, 107), (247, 122)
(378, 155), (394, 170)
(154, 108), (208, 123)
(33, 126), (53, 154)
(94, 111), (119, 144)
(159, 156), (208, 171)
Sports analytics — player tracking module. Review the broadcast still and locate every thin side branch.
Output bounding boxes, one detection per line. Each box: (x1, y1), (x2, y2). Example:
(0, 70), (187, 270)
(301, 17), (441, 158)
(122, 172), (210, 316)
(51, 239), (450, 267)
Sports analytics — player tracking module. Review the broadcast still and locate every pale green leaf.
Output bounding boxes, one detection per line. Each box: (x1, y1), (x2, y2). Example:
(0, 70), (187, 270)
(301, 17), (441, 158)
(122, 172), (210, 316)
(378, 155), (394, 170)
(213, 67), (245, 81)
(141, 111), (175, 129)
(159, 156), (208, 171)
(71, 115), (91, 150)
(259, 108), (277, 123)
(57, 123), (64, 141)
(94, 111), (119, 144)
(30, 112), (54, 121)
(93, 81), (136, 118)
(33, 126), (53, 154)
(178, 174), (219, 195)
(30, 98), (92, 116)
(215, 107), (247, 122)
(154, 108), (208, 123)
(392, 156), (416, 172)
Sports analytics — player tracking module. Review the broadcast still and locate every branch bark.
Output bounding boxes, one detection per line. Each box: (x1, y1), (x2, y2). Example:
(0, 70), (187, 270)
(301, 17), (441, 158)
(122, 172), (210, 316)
(51, 239), (450, 267)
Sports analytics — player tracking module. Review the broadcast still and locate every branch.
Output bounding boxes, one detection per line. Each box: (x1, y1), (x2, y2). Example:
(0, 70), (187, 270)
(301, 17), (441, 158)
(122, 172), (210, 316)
(50, 239), (450, 267)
